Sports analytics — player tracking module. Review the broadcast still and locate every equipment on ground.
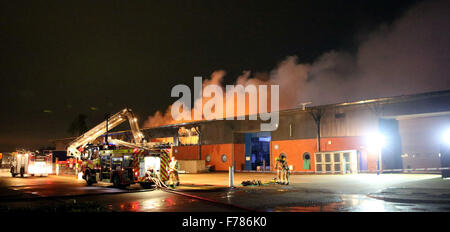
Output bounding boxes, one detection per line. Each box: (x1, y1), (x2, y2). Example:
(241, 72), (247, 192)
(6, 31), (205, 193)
(241, 180), (263, 186)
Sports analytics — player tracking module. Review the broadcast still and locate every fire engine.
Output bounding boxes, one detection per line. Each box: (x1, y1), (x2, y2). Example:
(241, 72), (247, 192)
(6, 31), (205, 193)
(10, 150), (53, 177)
(66, 108), (170, 188)
(81, 146), (171, 188)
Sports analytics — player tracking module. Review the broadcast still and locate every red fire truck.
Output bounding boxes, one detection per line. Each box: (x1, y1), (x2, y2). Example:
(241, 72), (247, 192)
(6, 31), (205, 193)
(81, 147), (170, 188)
(10, 150), (53, 177)
(66, 108), (171, 188)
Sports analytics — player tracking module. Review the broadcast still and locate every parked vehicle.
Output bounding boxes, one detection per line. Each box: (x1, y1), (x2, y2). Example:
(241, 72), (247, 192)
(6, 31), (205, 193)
(66, 108), (170, 188)
(10, 150), (52, 177)
(81, 148), (169, 188)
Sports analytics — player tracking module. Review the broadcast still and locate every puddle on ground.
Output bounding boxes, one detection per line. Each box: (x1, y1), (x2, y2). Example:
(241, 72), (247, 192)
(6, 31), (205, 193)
(266, 194), (421, 212)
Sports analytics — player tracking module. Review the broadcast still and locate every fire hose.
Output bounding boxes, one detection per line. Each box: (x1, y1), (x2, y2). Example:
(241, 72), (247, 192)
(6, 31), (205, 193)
(147, 175), (169, 189)
(144, 169), (171, 189)
(142, 170), (256, 211)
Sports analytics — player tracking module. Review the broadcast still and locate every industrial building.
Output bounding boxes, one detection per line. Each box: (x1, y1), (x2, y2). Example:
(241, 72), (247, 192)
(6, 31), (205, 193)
(53, 90), (450, 174)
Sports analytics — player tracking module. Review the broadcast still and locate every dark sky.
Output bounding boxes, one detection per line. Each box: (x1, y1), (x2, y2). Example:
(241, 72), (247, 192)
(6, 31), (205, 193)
(0, 0), (423, 151)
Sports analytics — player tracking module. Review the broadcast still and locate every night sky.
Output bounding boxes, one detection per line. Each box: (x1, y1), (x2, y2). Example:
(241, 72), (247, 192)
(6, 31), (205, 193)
(0, 0), (429, 151)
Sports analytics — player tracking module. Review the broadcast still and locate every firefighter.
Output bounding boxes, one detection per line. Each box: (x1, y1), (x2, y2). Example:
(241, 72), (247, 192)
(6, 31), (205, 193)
(280, 153), (289, 185)
(75, 159), (79, 174)
(274, 157), (282, 183)
(169, 156), (180, 187)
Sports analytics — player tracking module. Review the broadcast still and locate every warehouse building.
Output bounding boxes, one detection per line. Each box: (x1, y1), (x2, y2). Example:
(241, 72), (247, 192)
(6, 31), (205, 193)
(144, 90), (450, 173)
(53, 90), (450, 174)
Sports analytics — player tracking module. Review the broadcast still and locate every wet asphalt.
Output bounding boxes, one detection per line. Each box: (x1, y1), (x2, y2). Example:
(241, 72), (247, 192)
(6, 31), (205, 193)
(1, 171), (449, 212)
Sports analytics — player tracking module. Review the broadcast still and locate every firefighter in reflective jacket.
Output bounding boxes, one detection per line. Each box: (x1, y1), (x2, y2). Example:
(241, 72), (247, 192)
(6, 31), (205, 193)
(169, 156), (180, 187)
(280, 155), (290, 185)
(274, 157), (282, 183)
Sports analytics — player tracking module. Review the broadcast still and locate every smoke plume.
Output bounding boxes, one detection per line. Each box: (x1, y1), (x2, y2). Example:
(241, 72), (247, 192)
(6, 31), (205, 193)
(144, 0), (450, 128)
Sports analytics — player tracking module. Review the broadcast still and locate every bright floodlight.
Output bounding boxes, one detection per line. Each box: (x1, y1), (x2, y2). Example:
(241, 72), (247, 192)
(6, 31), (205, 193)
(366, 132), (386, 150)
(443, 128), (450, 145)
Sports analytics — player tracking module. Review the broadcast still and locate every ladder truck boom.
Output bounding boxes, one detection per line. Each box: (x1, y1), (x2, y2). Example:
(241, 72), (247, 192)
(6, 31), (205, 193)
(67, 108), (144, 158)
(66, 108), (172, 188)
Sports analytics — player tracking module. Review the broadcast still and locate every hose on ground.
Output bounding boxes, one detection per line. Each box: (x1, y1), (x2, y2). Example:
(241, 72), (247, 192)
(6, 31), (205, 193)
(147, 175), (169, 189)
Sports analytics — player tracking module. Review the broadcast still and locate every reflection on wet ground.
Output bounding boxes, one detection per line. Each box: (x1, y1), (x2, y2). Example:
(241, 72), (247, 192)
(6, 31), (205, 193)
(86, 187), (450, 212)
(2, 173), (450, 212)
(71, 190), (243, 212)
(269, 195), (393, 212)
(113, 195), (195, 212)
(185, 186), (450, 212)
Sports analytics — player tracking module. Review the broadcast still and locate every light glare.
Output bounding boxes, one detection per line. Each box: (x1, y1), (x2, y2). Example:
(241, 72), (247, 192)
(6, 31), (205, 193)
(443, 128), (450, 145)
(366, 132), (386, 150)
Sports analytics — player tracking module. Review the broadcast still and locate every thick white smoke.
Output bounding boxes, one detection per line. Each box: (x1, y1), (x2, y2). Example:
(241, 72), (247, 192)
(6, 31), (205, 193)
(144, 0), (450, 128)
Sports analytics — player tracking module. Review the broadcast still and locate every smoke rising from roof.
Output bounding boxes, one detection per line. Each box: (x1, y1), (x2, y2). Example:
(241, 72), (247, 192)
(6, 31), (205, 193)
(300, 0), (450, 105)
(144, 0), (450, 128)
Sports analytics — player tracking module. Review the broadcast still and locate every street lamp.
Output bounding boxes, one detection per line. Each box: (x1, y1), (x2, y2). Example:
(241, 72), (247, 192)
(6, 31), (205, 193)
(366, 132), (386, 175)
